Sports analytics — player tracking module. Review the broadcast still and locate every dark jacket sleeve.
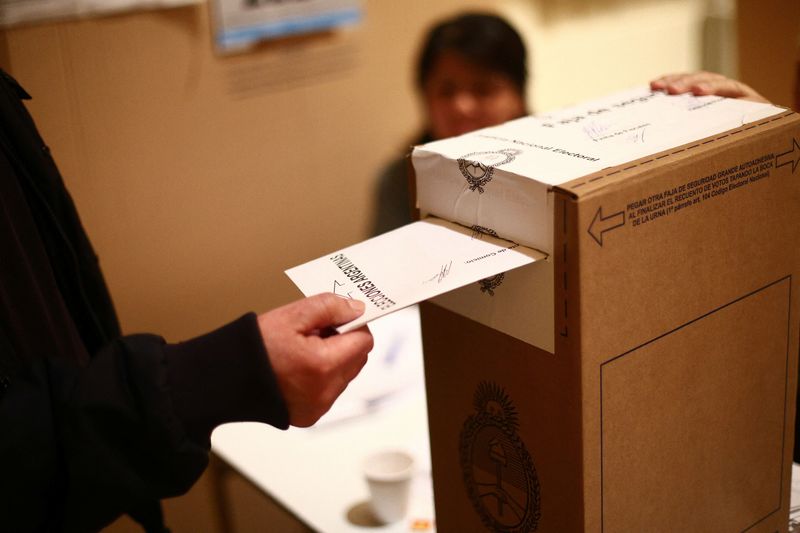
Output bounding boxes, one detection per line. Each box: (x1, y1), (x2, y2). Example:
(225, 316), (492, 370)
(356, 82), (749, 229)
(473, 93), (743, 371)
(371, 155), (414, 236)
(56, 313), (289, 531)
(0, 66), (289, 531)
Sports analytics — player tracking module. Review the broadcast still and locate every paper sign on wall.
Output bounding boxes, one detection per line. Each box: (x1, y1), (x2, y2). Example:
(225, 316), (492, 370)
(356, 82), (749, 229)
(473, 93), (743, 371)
(211, 0), (362, 51)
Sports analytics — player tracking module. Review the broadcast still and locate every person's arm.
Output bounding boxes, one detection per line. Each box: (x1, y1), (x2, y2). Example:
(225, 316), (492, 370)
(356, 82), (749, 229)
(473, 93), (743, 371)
(650, 71), (768, 102)
(49, 293), (371, 530)
(0, 65), (375, 530)
(165, 293), (372, 438)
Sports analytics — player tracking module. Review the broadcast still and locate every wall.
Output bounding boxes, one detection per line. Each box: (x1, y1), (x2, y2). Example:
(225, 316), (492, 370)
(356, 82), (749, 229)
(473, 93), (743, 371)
(0, 0), (495, 343)
(503, 0), (707, 113)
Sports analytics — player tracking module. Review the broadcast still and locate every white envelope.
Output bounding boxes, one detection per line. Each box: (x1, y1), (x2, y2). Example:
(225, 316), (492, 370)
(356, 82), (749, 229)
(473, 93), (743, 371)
(285, 216), (546, 332)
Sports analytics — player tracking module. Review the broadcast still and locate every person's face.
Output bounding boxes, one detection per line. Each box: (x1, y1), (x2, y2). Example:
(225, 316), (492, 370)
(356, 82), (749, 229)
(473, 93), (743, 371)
(422, 51), (526, 140)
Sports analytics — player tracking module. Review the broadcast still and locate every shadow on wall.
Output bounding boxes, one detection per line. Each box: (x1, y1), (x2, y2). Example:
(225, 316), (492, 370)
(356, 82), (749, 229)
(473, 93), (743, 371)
(534, 0), (680, 24)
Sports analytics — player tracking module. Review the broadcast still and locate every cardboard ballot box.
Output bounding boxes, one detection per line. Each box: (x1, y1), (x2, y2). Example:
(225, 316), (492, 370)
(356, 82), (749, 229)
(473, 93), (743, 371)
(286, 88), (800, 532)
(411, 90), (800, 532)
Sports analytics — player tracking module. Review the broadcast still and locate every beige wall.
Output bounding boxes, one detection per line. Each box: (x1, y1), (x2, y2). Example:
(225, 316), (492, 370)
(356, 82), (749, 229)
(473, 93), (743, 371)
(0, 0), (495, 342)
(504, 0), (708, 112)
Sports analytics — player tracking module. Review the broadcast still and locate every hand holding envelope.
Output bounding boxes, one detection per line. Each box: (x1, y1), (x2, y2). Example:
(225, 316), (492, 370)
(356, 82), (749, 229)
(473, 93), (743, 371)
(258, 293), (374, 427)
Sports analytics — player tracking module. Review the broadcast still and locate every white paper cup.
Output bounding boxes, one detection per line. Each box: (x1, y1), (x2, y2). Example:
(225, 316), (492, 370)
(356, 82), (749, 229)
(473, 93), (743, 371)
(363, 449), (415, 524)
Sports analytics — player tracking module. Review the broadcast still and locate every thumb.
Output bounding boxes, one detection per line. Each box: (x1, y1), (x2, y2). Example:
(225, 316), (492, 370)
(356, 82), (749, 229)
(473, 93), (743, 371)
(322, 326), (374, 380)
(291, 293), (366, 333)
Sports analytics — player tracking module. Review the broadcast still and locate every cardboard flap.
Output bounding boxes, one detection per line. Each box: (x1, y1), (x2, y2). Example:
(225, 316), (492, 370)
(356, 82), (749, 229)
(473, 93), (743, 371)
(413, 87), (786, 252)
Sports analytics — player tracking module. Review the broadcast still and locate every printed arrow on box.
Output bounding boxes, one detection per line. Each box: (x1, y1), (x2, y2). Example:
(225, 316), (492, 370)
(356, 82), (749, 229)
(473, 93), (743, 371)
(775, 138), (800, 173)
(588, 206), (625, 247)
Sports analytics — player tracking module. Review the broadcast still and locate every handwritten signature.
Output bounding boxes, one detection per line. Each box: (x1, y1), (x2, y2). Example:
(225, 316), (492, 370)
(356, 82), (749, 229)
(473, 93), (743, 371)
(425, 260), (452, 284)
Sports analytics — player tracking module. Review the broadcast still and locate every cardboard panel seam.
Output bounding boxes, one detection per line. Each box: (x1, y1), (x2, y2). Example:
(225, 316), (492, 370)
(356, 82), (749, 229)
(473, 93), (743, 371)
(556, 110), (797, 200)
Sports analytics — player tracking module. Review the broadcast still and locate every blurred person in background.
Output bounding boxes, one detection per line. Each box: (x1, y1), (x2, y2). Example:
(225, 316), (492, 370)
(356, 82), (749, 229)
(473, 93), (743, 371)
(371, 12), (529, 235)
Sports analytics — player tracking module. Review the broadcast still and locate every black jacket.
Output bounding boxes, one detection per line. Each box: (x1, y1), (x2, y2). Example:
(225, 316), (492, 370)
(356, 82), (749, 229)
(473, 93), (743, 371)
(0, 69), (289, 531)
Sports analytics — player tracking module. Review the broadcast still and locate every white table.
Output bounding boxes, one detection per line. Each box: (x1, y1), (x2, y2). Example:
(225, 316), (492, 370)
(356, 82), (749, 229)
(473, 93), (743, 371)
(211, 305), (436, 532)
(790, 463), (800, 532)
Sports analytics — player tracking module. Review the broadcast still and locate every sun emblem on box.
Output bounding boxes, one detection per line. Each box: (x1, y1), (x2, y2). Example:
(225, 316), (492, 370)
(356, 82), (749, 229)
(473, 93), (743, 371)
(458, 148), (521, 193)
(470, 226), (507, 296)
(460, 381), (540, 532)
(471, 225), (499, 239)
(479, 273), (505, 296)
